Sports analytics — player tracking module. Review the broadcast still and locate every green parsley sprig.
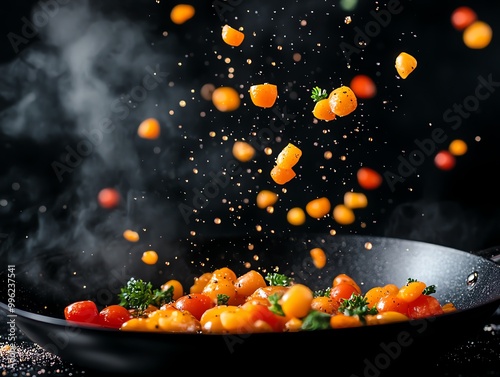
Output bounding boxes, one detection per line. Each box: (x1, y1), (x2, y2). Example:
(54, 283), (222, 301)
(118, 277), (174, 316)
(311, 86), (328, 102)
(265, 272), (293, 287)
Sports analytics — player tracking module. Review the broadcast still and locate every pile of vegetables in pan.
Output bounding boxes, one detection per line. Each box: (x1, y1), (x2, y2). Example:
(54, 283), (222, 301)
(64, 267), (456, 333)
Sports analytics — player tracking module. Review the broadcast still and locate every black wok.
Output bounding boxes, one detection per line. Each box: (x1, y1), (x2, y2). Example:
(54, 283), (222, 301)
(2, 233), (500, 376)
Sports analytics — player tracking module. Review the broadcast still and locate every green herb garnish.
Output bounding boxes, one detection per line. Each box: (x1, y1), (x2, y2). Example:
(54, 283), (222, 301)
(118, 277), (174, 316)
(265, 272), (293, 287)
(217, 294), (230, 306)
(313, 287), (331, 298)
(301, 310), (331, 331)
(267, 293), (285, 316)
(338, 293), (378, 324)
(311, 86), (328, 102)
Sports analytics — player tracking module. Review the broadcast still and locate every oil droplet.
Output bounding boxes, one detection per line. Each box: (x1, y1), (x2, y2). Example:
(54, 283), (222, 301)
(364, 242), (373, 250)
(324, 151), (333, 160)
(214, 218), (221, 224)
(345, 16), (352, 24)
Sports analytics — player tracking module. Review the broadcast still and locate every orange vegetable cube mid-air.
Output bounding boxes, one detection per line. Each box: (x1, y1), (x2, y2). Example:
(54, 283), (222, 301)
(249, 83), (278, 108)
(463, 21), (492, 49)
(275, 143), (302, 169)
(332, 204), (355, 225)
(270, 165), (296, 185)
(328, 86), (358, 117)
(256, 190), (278, 209)
(287, 207), (306, 226)
(312, 98), (336, 121)
(170, 4), (195, 25)
(232, 141), (255, 162)
(221, 24), (245, 47)
(395, 52), (417, 79)
(211, 86), (241, 112)
(137, 118), (161, 139)
(305, 197), (331, 219)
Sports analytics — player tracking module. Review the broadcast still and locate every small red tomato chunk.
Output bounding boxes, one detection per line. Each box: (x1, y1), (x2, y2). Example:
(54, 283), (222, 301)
(98, 305), (132, 328)
(451, 6), (477, 31)
(64, 300), (99, 324)
(407, 295), (444, 319)
(330, 283), (359, 309)
(357, 167), (382, 190)
(174, 293), (214, 321)
(434, 150), (456, 170)
(97, 188), (121, 209)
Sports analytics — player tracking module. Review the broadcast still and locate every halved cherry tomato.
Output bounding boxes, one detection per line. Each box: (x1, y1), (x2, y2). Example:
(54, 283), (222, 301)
(64, 300), (99, 324)
(174, 293), (214, 321)
(376, 295), (409, 315)
(98, 305), (132, 328)
(330, 283), (359, 308)
(407, 295), (444, 319)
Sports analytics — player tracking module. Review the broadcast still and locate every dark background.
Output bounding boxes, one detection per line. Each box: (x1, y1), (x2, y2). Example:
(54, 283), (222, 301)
(0, 0), (499, 375)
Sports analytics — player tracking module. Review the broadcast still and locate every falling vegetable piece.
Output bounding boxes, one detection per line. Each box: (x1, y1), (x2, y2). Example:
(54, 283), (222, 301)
(97, 187), (121, 209)
(170, 4), (195, 25)
(305, 197), (331, 219)
(275, 142), (302, 169)
(310, 248), (327, 269)
(270, 165), (296, 185)
(287, 207), (306, 226)
(332, 204), (355, 225)
(249, 83), (278, 108)
(356, 167), (383, 190)
(142, 250), (159, 265)
(256, 189), (278, 209)
(343, 192), (368, 209)
(211, 86), (241, 112)
(221, 24), (245, 47)
(434, 150), (456, 170)
(451, 6), (477, 31)
(349, 74), (377, 99)
(463, 21), (492, 49)
(448, 139), (468, 156)
(137, 118), (161, 140)
(395, 52), (417, 79)
(312, 99), (336, 121)
(123, 229), (140, 242)
(232, 141), (255, 162)
(328, 85), (358, 116)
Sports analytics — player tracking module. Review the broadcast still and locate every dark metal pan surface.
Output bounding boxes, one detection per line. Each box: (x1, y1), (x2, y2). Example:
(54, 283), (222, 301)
(2, 233), (500, 376)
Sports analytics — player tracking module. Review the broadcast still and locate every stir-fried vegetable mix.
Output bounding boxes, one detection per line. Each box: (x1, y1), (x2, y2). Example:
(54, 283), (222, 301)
(64, 269), (456, 333)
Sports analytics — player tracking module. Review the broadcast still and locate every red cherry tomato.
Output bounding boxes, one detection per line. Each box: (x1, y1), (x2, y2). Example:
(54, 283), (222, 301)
(98, 305), (132, 328)
(174, 293), (214, 321)
(64, 300), (99, 324)
(350, 74), (377, 99)
(434, 150), (456, 170)
(357, 167), (383, 190)
(97, 188), (121, 209)
(451, 6), (477, 31)
(330, 283), (359, 308)
(243, 302), (287, 332)
(407, 295), (444, 319)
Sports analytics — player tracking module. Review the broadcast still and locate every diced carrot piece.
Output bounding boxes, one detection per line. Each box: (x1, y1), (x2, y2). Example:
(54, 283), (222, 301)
(463, 21), (492, 49)
(256, 190), (278, 209)
(232, 141), (255, 162)
(138, 118), (161, 139)
(395, 52), (417, 79)
(332, 204), (355, 225)
(276, 143), (302, 169)
(312, 98), (336, 121)
(287, 207), (306, 225)
(310, 248), (327, 269)
(221, 24), (245, 47)
(211, 86), (241, 112)
(343, 192), (368, 209)
(328, 86), (358, 116)
(142, 250), (159, 265)
(170, 4), (195, 25)
(270, 166), (296, 185)
(305, 197), (331, 219)
(249, 83), (278, 108)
